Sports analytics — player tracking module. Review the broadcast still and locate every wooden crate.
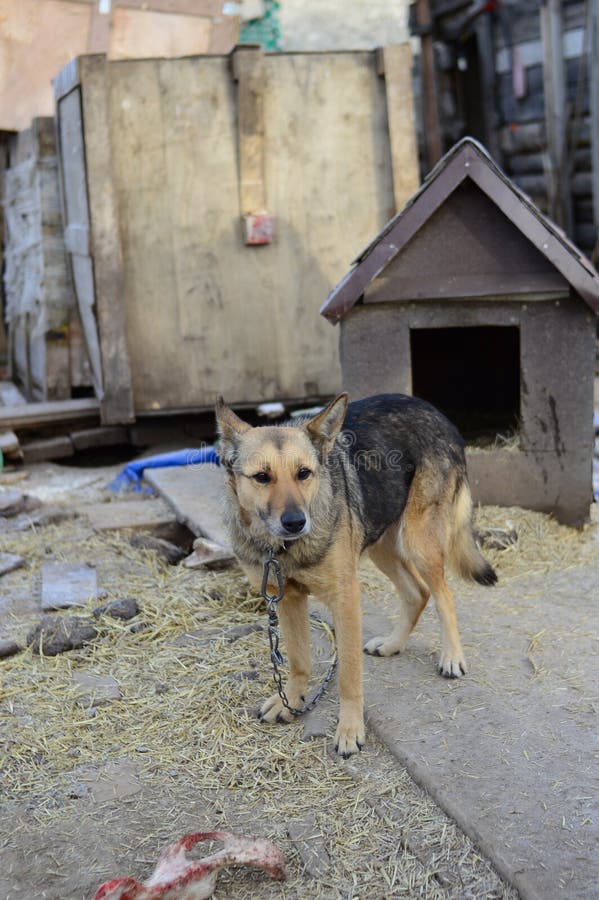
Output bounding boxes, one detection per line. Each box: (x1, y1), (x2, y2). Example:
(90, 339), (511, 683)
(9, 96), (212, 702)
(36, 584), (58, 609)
(54, 46), (419, 422)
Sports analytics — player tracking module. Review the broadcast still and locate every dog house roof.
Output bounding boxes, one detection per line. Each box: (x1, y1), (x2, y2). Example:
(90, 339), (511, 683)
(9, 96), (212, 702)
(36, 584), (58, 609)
(320, 137), (599, 323)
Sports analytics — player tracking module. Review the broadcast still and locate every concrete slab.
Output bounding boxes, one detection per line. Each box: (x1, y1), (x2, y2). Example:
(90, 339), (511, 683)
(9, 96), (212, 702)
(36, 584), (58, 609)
(145, 464), (231, 548)
(82, 499), (175, 533)
(0, 553), (25, 576)
(41, 563), (101, 610)
(361, 563), (599, 900)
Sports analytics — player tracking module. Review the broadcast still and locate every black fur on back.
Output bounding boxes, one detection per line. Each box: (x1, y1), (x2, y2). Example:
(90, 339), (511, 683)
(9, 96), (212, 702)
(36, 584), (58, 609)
(328, 394), (467, 549)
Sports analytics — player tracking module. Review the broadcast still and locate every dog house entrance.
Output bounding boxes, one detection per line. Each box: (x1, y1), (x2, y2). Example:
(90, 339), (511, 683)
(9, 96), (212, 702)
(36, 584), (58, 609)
(410, 326), (520, 444)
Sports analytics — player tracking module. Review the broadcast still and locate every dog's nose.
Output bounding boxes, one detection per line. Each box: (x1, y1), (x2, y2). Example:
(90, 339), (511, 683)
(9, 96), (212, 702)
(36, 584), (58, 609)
(280, 510), (306, 534)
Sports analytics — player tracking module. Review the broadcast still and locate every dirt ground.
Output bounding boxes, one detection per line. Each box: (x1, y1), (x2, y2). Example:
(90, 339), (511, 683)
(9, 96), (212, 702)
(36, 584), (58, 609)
(0, 462), (520, 900)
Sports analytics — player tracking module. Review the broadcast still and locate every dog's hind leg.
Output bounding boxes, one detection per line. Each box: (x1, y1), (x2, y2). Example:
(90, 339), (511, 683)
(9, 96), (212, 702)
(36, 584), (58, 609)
(403, 513), (467, 678)
(259, 582), (311, 725)
(364, 526), (430, 657)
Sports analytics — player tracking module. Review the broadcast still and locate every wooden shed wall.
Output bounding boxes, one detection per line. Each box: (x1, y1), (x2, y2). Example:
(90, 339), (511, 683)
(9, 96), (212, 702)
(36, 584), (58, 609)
(420, 0), (596, 261)
(106, 51), (397, 411)
(494, 0), (594, 256)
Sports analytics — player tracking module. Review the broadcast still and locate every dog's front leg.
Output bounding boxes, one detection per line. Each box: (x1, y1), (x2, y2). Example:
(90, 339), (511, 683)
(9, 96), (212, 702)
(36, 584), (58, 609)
(259, 584), (311, 725)
(331, 574), (365, 758)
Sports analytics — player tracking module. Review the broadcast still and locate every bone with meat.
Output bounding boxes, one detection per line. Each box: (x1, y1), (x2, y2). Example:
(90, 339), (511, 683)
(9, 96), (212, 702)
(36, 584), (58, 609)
(94, 830), (286, 899)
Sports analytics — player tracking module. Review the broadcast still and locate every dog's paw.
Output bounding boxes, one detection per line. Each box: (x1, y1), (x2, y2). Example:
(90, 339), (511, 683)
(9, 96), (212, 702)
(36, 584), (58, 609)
(438, 652), (467, 678)
(363, 635), (401, 657)
(334, 719), (366, 759)
(258, 692), (302, 724)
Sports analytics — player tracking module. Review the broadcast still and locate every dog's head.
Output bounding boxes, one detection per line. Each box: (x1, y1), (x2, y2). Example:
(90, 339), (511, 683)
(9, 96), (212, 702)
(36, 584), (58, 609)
(215, 394), (348, 542)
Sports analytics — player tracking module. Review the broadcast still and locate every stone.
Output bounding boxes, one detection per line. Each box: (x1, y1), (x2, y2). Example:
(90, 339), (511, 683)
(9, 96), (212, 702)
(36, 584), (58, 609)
(80, 758), (142, 803)
(286, 814), (330, 878)
(0, 639), (22, 659)
(183, 537), (236, 570)
(93, 598), (139, 621)
(130, 534), (186, 564)
(0, 430), (20, 456)
(28, 615), (98, 655)
(0, 490), (25, 517)
(41, 563), (100, 610)
(72, 672), (121, 707)
(83, 500), (176, 533)
(0, 552), (25, 576)
(0, 505), (78, 534)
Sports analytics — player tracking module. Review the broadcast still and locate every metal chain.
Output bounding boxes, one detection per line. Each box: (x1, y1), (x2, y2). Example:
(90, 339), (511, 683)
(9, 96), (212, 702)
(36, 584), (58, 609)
(261, 549), (337, 717)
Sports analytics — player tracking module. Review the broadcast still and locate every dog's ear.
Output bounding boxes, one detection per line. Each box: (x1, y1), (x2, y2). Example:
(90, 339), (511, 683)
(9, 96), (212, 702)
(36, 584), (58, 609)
(215, 397), (251, 467)
(305, 393), (348, 456)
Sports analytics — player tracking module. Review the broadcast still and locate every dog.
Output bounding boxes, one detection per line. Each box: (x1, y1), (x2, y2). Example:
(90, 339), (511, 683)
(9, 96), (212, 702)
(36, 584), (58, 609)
(215, 392), (496, 758)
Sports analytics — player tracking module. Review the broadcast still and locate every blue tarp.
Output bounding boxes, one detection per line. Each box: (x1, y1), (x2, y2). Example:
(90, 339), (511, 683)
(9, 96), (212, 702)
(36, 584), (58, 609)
(107, 446), (219, 493)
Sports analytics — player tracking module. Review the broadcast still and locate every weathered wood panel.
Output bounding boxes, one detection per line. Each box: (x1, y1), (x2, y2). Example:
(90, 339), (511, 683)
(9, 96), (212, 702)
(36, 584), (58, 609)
(56, 86), (104, 398)
(3, 117), (75, 400)
(106, 50), (397, 411)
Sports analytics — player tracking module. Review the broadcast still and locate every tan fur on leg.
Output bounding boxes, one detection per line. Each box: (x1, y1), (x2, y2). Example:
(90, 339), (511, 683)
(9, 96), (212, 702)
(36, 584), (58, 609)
(365, 528), (430, 656)
(331, 574), (365, 757)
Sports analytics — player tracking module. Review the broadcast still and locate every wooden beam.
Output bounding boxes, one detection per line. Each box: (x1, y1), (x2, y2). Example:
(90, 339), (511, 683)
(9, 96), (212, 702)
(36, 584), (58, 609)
(541, 0), (572, 233)
(0, 398), (100, 430)
(378, 44), (420, 212)
(78, 55), (135, 424)
(59, 0), (223, 16)
(474, 13), (501, 163)
(231, 45), (267, 215)
(415, 0), (442, 169)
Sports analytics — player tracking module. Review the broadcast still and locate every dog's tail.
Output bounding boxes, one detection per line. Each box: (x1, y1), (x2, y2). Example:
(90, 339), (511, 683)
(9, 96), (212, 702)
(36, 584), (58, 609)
(448, 480), (497, 586)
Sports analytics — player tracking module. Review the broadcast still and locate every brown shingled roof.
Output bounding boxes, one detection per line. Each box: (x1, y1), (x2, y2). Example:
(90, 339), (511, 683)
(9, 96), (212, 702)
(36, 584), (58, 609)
(320, 137), (599, 323)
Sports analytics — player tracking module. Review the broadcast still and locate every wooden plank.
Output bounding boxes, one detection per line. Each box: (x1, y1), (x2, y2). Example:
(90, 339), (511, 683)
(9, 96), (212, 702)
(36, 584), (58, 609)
(415, 0), (442, 168)
(109, 8), (212, 59)
(209, 15), (239, 53)
(83, 499), (176, 532)
(0, 398), (99, 429)
(70, 425), (128, 450)
(61, 0), (222, 12)
(120, 0), (222, 14)
(378, 44), (420, 212)
(0, 382), (27, 406)
(22, 436), (74, 462)
(474, 13), (501, 162)
(231, 45), (267, 216)
(78, 55), (135, 424)
(145, 465), (229, 544)
(53, 57), (82, 103)
(541, 0), (572, 233)
(56, 86), (104, 397)
(68, 308), (94, 388)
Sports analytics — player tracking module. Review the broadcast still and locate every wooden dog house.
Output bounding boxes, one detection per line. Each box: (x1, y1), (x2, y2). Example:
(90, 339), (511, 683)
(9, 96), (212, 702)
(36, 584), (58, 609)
(320, 138), (599, 526)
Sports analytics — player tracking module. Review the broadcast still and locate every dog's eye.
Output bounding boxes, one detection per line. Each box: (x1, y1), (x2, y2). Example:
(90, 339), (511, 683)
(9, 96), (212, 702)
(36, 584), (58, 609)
(297, 467), (312, 481)
(252, 472), (271, 484)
